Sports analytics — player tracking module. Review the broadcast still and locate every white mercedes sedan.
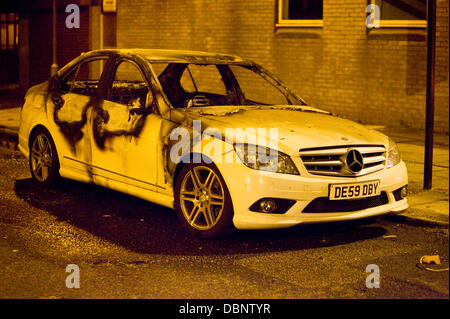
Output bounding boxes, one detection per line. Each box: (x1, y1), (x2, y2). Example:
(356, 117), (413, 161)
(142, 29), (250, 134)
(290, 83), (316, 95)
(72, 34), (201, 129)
(18, 49), (408, 238)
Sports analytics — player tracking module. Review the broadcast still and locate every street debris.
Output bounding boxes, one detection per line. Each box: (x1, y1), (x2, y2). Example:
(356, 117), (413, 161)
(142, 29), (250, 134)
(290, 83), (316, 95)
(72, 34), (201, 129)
(383, 235), (397, 239)
(417, 255), (449, 272)
(421, 255), (441, 265)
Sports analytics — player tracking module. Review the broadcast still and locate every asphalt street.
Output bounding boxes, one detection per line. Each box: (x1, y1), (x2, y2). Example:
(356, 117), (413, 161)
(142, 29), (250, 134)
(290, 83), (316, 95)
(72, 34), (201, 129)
(0, 147), (448, 299)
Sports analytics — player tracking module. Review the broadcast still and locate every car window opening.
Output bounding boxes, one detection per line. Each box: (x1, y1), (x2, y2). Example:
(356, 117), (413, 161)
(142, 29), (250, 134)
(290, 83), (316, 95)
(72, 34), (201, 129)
(106, 60), (150, 109)
(186, 65), (198, 93)
(152, 62), (302, 108)
(60, 58), (108, 97)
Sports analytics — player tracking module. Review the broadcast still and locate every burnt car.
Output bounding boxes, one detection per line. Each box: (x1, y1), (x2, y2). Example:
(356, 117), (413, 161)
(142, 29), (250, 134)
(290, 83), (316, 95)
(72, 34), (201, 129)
(19, 49), (408, 238)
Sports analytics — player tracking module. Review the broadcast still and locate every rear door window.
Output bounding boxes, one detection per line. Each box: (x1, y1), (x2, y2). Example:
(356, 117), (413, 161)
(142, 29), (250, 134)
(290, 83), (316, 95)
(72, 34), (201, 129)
(106, 59), (150, 108)
(60, 58), (108, 97)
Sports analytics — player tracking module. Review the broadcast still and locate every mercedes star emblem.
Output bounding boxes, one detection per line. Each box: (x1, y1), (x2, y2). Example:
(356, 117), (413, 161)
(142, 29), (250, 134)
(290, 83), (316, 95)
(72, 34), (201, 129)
(346, 149), (364, 173)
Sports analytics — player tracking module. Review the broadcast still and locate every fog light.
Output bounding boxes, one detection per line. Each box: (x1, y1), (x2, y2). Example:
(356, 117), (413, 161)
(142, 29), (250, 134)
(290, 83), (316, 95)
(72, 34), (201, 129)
(400, 186), (408, 199)
(259, 199), (277, 213)
(249, 198), (296, 214)
(393, 185), (408, 201)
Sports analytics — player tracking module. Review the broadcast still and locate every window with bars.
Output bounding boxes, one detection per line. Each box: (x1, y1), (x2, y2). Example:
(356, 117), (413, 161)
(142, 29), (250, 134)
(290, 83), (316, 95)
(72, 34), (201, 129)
(277, 0), (323, 27)
(0, 13), (19, 50)
(370, 0), (427, 27)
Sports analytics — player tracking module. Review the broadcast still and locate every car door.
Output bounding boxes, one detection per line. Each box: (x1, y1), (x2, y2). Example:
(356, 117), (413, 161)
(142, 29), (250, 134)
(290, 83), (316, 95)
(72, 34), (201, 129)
(89, 57), (161, 192)
(48, 56), (110, 179)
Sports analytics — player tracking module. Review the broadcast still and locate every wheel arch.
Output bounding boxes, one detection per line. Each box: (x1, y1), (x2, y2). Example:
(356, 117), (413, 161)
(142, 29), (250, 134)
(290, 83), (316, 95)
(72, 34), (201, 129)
(28, 124), (50, 148)
(28, 124), (62, 169)
(172, 152), (216, 190)
(172, 152), (236, 238)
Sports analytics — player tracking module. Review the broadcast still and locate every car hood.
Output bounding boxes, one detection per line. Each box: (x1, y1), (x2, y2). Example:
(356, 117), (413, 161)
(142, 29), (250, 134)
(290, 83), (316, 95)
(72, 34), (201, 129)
(175, 105), (388, 156)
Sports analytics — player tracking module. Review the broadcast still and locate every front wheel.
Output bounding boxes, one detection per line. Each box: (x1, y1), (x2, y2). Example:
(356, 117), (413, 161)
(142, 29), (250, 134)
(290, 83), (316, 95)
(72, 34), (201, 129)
(174, 161), (235, 239)
(29, 128), (60, 187)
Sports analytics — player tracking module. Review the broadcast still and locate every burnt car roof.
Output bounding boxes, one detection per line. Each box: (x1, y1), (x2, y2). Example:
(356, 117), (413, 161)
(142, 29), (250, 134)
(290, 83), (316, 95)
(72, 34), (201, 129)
(84, 49), (254, 65)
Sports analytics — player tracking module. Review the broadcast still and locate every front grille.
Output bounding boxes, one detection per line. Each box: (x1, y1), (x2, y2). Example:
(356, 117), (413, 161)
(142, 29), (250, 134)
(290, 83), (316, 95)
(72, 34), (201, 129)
(300, 145), (386, 177)
(302, 192), (389, 213)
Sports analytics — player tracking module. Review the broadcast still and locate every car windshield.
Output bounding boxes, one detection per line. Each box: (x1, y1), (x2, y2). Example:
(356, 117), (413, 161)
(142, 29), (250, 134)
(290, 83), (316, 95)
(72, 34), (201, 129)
(149, 62), (306, 108)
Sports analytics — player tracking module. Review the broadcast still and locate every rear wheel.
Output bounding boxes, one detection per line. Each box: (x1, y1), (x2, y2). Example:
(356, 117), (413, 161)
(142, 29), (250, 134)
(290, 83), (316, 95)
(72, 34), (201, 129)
(174, 161), (235, 238)
(29, 128), (60, 187)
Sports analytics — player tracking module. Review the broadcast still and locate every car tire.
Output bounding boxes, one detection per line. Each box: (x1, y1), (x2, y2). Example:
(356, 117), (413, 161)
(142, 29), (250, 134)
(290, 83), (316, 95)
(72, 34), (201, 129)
(29, 127), (60, 187)
(174, 161), (235, 239)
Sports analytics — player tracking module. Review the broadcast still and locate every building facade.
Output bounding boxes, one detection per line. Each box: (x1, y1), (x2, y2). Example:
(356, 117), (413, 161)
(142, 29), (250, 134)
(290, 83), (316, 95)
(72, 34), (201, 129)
(115, 0), (449, 133)
(1, 0), (448, 133)
(0, 0), (112, 90)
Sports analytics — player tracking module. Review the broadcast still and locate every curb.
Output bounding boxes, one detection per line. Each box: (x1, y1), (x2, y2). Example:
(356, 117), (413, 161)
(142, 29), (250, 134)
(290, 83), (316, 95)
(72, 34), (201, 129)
(399, 212), (449, 227)
(384, 212), (449, 228)
(0, 127), (18, 151)
(399, 190), (449, 227)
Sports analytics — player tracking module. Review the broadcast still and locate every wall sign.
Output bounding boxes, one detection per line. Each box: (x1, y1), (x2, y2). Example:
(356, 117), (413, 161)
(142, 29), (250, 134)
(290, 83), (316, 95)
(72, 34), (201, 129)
(101, 0), (117, 14)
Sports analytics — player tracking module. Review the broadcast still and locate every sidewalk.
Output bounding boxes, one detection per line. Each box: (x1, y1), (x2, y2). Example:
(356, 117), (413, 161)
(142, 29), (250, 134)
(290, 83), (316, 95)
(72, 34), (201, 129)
(378, 127), (449, 226)
(0, 107), (20, 150)
(0, 89), (24, 110)
(0, 90), (23, 150)
(0, 103), (448, 226)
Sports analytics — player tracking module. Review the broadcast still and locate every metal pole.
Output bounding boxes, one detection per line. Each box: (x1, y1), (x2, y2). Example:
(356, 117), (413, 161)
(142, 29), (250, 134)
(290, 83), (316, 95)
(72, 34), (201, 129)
(100, 10), (104, 50)
(424, 0), (436, 190)
(50, 0), (59, 76)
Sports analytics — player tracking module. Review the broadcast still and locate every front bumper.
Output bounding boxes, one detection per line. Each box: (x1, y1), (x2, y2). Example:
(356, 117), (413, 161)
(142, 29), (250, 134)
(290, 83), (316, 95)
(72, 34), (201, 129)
(216, 159), (408, 230)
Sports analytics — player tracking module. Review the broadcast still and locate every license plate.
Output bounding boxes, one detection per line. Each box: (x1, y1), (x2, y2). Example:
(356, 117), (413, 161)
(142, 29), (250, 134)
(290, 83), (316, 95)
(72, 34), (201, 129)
(329, 180), (380, 200)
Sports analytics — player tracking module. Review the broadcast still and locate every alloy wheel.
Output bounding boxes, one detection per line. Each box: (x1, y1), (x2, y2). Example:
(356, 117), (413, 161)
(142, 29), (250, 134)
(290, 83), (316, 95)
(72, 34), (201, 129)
(179, 166), (225, 230)
(30, 134), (53, 182)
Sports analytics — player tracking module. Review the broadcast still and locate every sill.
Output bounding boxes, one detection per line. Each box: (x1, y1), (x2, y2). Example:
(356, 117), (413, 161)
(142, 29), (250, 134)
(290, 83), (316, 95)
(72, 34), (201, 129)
(381, 20), (426, 28)
(276, 19), (323, 28)
(368, 20), (427, 28)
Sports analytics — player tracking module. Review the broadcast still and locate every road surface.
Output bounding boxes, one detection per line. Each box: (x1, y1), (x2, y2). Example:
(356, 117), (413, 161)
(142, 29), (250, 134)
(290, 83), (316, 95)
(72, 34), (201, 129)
(0, 147), (448, 299)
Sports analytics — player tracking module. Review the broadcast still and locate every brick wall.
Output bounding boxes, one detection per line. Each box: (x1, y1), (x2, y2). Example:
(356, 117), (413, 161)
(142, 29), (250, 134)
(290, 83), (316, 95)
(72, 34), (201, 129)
(116, 0), (449, 134)
(28, 5), (90, 85)
(435, 0), (449, 134)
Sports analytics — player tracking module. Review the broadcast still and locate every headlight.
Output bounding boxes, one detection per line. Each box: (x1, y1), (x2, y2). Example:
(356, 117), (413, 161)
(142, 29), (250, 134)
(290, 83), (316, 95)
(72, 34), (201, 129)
(234, 143), (299, 175)
(386, 137), (401, 168)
